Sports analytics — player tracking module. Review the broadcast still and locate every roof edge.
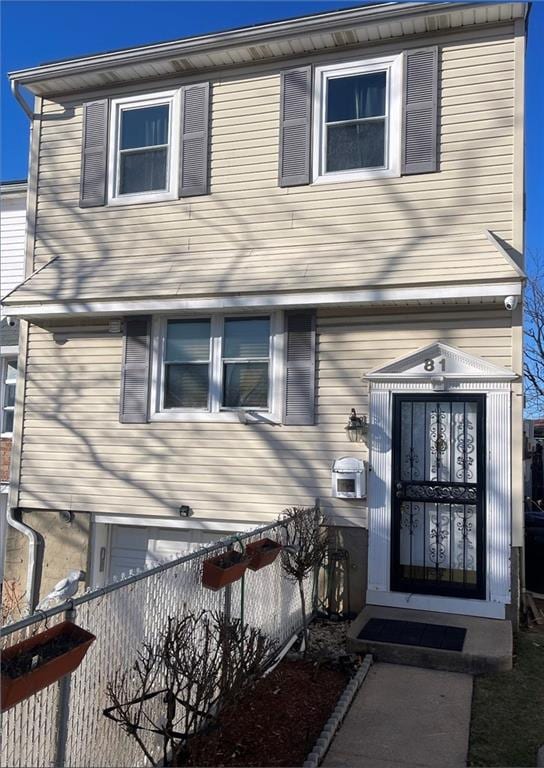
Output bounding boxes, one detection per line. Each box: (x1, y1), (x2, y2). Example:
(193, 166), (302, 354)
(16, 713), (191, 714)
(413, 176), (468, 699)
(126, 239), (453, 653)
(1, 279), (523, 320)
(9, 2), (520, 88)
(1, 180), (28, 195)
(485, 230), (527, 280)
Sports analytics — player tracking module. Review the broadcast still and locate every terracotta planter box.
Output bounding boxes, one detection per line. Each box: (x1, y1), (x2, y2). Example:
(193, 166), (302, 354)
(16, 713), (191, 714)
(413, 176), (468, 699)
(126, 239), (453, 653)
(246, 538), (282, 571)
(202, 550), (251, 590)
(1, 620), (96, 712)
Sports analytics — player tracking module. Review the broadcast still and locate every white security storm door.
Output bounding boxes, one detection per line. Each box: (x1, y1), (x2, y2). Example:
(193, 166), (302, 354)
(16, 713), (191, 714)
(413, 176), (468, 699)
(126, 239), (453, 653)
(108, 525), (226, 581)
(391, 394), (485, 599)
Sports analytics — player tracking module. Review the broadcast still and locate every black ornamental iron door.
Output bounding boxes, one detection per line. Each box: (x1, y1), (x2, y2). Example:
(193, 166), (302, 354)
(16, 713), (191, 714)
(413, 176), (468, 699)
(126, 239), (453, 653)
(391, 394), (486, 599)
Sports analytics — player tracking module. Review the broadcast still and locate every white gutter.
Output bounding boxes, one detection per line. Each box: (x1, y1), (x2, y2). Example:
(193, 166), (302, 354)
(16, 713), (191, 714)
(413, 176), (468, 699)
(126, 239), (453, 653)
(6, 507), (43, 613)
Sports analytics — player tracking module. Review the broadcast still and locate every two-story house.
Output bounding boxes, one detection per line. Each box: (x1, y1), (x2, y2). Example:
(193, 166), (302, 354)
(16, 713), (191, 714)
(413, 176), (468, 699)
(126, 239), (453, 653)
(2, 2), (526, 627)
(1, 180), (26, 583)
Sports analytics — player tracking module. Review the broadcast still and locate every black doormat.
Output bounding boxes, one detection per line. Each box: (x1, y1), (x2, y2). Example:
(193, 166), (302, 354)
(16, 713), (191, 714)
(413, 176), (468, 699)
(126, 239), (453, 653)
(358, 618), (467, 652)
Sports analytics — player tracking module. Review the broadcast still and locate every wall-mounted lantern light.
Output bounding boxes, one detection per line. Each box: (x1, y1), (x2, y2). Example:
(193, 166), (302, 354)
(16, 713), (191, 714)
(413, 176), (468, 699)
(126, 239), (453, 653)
(345, 408), (368, 443)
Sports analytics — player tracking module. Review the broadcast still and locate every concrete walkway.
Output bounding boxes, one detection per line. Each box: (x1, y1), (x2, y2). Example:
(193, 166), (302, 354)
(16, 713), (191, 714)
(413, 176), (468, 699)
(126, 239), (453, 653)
(323, 662), (473, 768)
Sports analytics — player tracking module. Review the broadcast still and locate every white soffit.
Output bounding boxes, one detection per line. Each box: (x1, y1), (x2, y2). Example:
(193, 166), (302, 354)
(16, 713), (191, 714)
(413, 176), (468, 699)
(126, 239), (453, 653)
(9, 3), (526, 97)
(366, 341), (518, 381)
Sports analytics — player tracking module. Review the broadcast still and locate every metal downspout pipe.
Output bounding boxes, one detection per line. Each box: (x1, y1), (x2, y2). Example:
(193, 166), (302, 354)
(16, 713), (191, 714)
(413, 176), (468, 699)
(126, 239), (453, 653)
(7, 79), (39, 614)
(10, 79), (34, 120)
(6, 507), (43, 613)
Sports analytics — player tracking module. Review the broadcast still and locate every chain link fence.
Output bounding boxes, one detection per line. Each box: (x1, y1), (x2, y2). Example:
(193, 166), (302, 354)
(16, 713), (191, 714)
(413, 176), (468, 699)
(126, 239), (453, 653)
(1, 515), (315, 768)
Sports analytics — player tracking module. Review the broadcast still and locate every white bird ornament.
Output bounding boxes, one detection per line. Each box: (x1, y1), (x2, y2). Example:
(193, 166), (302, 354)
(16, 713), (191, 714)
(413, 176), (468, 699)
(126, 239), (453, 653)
(37, 570), (86, 610)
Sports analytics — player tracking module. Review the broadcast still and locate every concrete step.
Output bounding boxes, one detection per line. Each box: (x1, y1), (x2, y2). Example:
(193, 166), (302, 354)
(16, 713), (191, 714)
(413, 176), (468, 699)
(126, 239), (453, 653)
(347, 605), (512, 674)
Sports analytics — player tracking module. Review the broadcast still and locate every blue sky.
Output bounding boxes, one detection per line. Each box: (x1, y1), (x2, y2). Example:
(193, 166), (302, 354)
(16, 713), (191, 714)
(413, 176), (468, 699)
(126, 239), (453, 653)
(1, 1), (542, 267)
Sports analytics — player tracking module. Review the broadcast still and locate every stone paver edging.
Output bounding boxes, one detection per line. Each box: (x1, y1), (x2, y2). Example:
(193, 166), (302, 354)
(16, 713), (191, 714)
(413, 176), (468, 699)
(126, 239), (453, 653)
(302, 654), (373, 768)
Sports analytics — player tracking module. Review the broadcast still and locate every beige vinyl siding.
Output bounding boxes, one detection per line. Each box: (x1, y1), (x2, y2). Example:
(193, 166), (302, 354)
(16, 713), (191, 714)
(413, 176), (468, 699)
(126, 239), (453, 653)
(17, 306), (513, 525)
(5, 24), (519, 307)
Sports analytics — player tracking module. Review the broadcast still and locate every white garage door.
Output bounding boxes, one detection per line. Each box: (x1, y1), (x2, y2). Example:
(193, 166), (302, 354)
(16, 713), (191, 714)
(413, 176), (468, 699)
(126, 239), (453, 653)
(108, 525), (227, 581)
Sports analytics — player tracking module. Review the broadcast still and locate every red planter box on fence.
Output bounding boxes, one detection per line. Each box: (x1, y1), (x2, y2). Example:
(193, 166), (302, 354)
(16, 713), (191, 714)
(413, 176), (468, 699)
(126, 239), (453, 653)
(202, 550), (251, 590)
(246, 538), (282, 571)
(1, 620), (96, 712)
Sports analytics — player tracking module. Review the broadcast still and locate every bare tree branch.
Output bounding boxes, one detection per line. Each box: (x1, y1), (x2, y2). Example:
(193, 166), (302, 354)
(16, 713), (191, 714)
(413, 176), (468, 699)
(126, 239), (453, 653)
(104, 609), (275, 766)
(524, 262), (544, 413)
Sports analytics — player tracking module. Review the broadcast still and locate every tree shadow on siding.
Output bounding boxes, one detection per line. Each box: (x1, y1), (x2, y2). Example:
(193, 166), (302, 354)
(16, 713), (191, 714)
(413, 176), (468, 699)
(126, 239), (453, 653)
(12, 86), (515, 538)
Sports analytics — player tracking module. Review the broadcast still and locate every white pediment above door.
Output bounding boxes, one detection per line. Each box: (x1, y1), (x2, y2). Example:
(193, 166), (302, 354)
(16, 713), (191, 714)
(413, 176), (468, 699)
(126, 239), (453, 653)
(365, 341), (517, 381)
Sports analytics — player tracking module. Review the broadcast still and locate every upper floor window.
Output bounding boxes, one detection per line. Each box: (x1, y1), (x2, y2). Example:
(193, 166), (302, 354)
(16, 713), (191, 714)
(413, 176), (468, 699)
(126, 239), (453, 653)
(1, 357), (17, 436)
(151, 313), (283, 422)
(108, 91), (180, 205)
(313, 55), (402, 184)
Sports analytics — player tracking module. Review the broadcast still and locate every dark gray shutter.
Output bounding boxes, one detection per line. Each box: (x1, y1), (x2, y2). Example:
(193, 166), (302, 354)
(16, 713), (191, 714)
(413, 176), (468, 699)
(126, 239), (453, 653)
(180, 82), (210, 197)
(120, 317), (151, 424)
(279, 66), (312, 187)
(79, 99), (108, 207)
(284, 311), (316, 426)
(402, 47), (439, 175)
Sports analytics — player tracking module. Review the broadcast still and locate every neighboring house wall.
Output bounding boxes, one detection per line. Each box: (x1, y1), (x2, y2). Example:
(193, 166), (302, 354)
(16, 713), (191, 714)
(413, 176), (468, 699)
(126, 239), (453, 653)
(1, 187), (26, 298)
(1, 183), (27, 475)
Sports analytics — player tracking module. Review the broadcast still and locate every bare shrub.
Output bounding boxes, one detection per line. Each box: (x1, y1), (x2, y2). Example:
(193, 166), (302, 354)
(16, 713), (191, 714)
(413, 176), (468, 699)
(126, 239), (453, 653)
(280, 505), (327, 655)
(104, 610), (275, 766)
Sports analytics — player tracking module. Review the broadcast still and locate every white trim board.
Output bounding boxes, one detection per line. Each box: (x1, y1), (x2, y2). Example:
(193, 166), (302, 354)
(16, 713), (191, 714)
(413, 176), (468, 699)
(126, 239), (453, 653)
(92, 514), (261, 532)
(3, 281), (523, 320)
(366, 590), (506, 620)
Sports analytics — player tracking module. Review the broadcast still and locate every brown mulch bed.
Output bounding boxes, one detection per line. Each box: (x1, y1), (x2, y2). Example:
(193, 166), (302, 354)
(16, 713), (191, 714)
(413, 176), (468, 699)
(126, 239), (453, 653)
(181, 660), (349, 767)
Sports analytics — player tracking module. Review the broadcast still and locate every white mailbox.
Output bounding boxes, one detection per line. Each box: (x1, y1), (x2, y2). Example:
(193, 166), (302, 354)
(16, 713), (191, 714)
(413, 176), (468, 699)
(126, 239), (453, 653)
(331, 457), (366, 499)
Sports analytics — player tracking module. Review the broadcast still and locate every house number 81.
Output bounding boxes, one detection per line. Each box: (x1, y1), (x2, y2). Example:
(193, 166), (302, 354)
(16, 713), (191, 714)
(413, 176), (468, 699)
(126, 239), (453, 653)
(424, 358), (446, 371)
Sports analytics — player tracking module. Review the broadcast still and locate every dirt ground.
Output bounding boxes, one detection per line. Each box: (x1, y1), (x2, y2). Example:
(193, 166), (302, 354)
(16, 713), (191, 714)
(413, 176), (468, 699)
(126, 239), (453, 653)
(183, 660), (348, 767)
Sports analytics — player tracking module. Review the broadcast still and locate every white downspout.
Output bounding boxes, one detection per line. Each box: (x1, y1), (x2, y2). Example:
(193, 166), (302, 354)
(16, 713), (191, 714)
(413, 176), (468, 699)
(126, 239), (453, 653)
(6, 79), (39, 616)
(10, 79), (34, 120)
(6, 507), (42, 613)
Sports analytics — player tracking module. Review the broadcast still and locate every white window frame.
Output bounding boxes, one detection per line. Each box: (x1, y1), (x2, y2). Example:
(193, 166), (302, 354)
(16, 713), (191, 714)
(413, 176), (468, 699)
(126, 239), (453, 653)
(0, 355), (17, 438)
(108, 89), (181, 206)
(150, 311), (284, 423)
(312, 54), (403, 185)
